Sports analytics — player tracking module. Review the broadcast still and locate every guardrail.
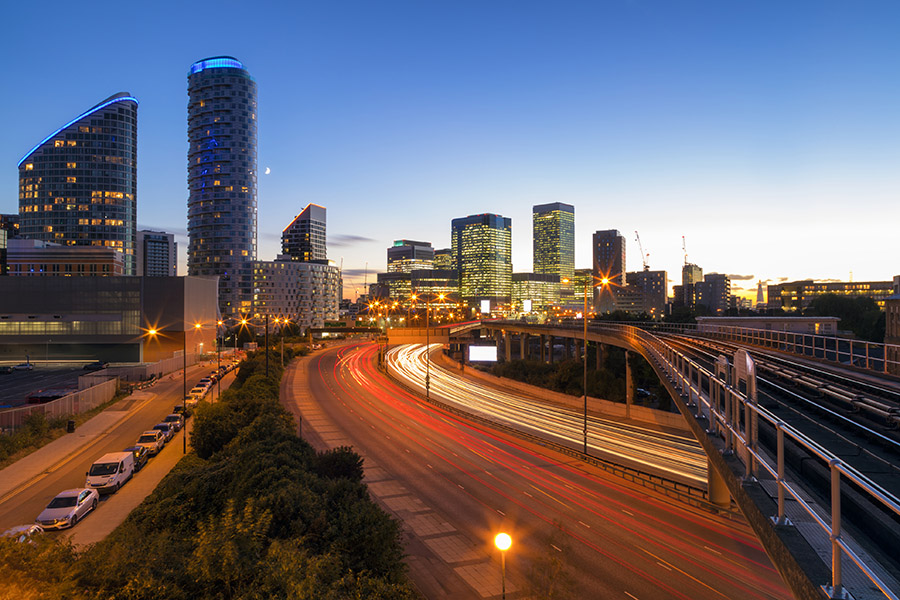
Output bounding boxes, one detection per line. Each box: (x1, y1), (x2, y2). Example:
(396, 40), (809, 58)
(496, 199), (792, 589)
(602, 320), (900, 375)
(0, 378), (119, 432)
(607, 323), (900, 600)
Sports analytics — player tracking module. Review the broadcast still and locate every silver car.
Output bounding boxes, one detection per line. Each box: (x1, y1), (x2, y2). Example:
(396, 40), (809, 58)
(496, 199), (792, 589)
(152, 422), (175, 443)
(35, 489), (98, 530)
(137, 430), (165, 456)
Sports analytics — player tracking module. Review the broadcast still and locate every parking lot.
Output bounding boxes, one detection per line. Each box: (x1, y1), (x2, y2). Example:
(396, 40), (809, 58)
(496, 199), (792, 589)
(0, 366), (87, 408)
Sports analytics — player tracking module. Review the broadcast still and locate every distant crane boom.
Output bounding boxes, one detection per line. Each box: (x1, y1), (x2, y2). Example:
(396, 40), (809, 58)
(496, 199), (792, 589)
(682, 235), (688, 266)
(634, 230), (649, 271)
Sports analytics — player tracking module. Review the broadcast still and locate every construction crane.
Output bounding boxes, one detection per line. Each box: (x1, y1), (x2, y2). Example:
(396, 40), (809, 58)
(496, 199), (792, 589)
(634, 230), (649, 271)
(682, 235), (688, 266)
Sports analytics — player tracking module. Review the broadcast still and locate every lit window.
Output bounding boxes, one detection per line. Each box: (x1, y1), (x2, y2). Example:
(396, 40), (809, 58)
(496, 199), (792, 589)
(54, 140), (64, 147)
(67, 162), (76, 169)
(67, 177), (76, 183)
(24, 163), (33, 170)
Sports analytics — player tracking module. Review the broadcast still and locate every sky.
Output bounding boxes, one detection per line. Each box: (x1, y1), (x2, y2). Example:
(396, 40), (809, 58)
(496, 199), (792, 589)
(3, 1), (899, 301)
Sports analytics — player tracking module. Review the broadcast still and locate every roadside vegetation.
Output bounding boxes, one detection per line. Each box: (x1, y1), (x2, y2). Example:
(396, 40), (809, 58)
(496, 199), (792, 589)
(491, 344), (672, 411)
(0, 348), (416, 599)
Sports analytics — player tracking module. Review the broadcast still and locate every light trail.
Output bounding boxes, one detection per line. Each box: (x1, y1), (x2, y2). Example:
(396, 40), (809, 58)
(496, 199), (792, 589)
(386, 344), (707, 488)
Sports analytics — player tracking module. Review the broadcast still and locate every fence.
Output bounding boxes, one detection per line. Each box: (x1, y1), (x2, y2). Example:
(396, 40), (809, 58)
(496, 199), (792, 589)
(0, 378), (119, 432)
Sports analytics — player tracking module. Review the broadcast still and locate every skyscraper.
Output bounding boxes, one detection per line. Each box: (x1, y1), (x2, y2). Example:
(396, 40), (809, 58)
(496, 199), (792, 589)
(387, 240), (434, 273)
(592, 229), (626, 313)
(187, 56), (258, 318)
(282, 203), (326, 262)
(451, 213), (512, 306)
(17, 93), (138, 275)
(532, 203), (574, 280)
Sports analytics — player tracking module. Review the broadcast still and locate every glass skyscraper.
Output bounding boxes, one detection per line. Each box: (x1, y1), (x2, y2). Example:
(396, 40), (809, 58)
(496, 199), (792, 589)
(592, 229), (626, 313)
(451, 213), (512, 304)
(17, 93), (138, 275)
(282, 203), (326, 262)
(533, 202), (574, 307)
(187, 56), (258, 318)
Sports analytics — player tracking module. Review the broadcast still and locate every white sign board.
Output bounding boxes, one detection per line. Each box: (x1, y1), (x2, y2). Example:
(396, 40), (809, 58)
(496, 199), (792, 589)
(469, 346), (498, 362)
(480, 299), (491, 314)
(523, 299), (532, 313)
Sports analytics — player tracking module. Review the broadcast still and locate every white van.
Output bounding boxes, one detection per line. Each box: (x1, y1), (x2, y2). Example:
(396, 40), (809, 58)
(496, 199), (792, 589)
(85, 451), (134, 494)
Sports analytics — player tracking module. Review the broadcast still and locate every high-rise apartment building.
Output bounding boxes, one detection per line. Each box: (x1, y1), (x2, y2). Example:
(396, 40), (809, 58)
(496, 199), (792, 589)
(625, 270), (668, 317)
(282, 203), (326, 262)
(137, 230), (177, 277)
(252, 258), (340, 329)
(679, 263), (703, 308)
(592, 230), (626, 313)
(451, 214), (512, 305)
(17, 93), (138, 275)
(695, 273), (731, 315)
(387, 240), (434, 273)
(187, 56), (258, 318)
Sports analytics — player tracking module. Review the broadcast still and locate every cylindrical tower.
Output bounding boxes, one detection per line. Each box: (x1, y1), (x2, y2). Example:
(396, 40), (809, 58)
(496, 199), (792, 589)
(187, 56), (258, 318)
(17, 93), (138, 275)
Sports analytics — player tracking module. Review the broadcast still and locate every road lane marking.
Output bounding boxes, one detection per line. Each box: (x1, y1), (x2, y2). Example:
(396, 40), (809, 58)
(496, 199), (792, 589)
(578, 520), (590, 528)
(622, 509), (634, 516)
(625, 592), (639, 600)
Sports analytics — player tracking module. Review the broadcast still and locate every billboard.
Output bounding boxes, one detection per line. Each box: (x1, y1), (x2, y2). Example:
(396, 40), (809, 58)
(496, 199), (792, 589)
(469, 345), (498, 362)
(522, 299), (532, 313)
(480, 299), (491, 314)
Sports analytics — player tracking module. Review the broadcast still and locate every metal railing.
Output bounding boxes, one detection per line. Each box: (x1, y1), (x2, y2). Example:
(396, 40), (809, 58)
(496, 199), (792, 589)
(607, 323), (900, 600)
(0, 378), (119, 432)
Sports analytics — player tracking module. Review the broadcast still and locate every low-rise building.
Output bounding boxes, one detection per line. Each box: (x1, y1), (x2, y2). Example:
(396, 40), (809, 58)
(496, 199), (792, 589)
(6, 239), (125, 276)
(767, 279), (895, 311)
(252, 257), (341, 330)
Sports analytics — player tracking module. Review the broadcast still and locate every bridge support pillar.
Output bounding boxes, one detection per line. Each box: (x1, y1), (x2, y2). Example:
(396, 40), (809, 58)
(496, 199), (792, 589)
(548, 335), (554, 363)
(540, 335), (546, 362)
(708, 460), (731, 508)
(564, 337), (571, 360)
(504, 332), (511, 363)
(597, 343), (604, 370)
(520, 333), (527, 360)
(625, 350), (633, 420)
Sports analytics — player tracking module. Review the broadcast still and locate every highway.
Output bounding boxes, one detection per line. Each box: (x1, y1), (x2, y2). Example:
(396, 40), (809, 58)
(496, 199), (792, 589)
(0, 363), (224, 535)
(386, 343), (707, 488)
(291, 342), (791, 600)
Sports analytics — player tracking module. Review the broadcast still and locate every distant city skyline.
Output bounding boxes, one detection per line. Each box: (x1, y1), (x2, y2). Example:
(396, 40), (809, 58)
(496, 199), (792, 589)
(3, 1), (899, 300)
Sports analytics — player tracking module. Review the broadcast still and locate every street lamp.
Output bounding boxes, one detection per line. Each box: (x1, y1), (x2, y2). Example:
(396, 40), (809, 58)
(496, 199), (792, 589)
(216, 320), (223, 402)
(424, 292), (445, 399)
(494, 532), (512, 599)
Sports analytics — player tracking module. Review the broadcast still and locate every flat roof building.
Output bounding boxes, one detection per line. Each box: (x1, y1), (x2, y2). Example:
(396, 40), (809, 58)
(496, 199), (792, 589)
(6, 239), (125, 276)
(17, 93), (138, 275)
(766, 279), (895, 312)
(387, 240), (434, 273)
(282, 203), (326, 263)
(136, 230), (176, 277)
(592, 230), (626, 313)
(451, 213), (512, 306)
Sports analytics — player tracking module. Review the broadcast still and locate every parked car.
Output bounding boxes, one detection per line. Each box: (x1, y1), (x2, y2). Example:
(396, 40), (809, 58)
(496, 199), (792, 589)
(197, 377), (212, 387)
(1, 524), (44, 543)
(0, 365), (13, 375)
(85, 452), (134, 494)
(123, 445), (150, 472)
(162, 413), (184, 432)
(13, 363), (34, 371)
(152, 422), (175, 443)
(35, 489), (98, 530)
(189, 386), (207, 400)
(173, 404), (192, 418)
(83, 361), (110, 371)
(136, 430), (165, 456)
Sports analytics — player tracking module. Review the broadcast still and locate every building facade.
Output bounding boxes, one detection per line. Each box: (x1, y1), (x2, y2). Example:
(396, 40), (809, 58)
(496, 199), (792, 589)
(6, 239), (125, 276)
(136, 230), (176, 277)
(282, 203), (326, 262)
(433, 248), (453, 270)
(17, 93), (138, 275)
(0, 276), (217, 363)
(533, 203), (574, 304)
(592, 230), (626, 313)
(387, 240), (434, 273)
(451, 213), (512, 306)
(695, 273), (731, 315)
(187, 56), (258, 318)
(624, 270), (668, 317)
(512, 273), (561, 316)
(252, 258), (341, 330)
(766, 279), (895, 312)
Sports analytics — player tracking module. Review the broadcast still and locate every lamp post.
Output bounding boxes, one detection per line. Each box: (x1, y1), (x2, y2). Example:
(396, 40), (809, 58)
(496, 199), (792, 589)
(216, 320), (223, 402)
(494, 532), (511, 600)
(265, 313), (269, 377)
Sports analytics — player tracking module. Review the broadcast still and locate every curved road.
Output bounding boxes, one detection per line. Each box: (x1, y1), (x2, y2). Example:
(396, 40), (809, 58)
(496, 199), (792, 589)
(284, 342), (790, 600)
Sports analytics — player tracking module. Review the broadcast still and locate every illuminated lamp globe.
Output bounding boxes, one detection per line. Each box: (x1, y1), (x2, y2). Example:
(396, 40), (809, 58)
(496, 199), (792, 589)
(494, 532), (512, 551)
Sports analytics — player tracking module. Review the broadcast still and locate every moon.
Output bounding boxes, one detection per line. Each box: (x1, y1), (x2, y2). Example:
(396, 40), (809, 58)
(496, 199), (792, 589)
(264, 167), (271, 175)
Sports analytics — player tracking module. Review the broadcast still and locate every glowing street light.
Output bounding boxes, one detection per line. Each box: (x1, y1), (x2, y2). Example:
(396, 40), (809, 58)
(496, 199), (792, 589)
(494, 532), (512, 599)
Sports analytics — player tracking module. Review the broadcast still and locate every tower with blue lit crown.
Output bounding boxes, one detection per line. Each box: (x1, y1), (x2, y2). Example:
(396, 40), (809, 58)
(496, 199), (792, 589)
(187, 56), (258, 318)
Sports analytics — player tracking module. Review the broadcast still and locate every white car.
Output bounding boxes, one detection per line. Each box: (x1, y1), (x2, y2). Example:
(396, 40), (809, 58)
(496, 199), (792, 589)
(136, 430), (165, 456)
(1, 524), (44, 542)
(13, 363), (34, 371)
(35, 489), (98, 530)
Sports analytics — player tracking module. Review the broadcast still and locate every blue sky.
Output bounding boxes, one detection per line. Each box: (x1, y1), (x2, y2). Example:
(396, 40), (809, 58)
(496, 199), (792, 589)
(3, 1), (898, 299)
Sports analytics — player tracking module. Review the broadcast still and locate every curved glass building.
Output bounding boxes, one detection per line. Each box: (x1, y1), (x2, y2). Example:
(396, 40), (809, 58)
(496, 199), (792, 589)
(17, 93), (138, 275)
(187, 56), (258, 318)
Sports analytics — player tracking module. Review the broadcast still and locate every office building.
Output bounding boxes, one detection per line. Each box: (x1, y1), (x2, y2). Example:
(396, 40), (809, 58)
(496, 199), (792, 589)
(592, 230), (626, 313)
(187, 56), (258, 318)
(136, 230), (177, 277)
(17, 93), (138, 275)
(624, 270), (668, 317)
(0, 215), (19, 239)
(433, 248), (453, 270)
(6, 239), (125, 276)
(695, 273), (731, 315)
(282, 203), (326, 262)
(512, 273), (561, 316)
(252, 257), (340, 330)
(387, 240), (434, 273)
(766, 279), (895, 312)
(533, 203), (574, 304)
(678, 263), (703, 308)
(886, 277), (900, 376)
(0, 276), (217, 363)
(451, 213), (512, 306)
